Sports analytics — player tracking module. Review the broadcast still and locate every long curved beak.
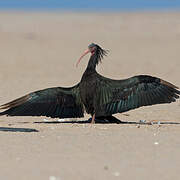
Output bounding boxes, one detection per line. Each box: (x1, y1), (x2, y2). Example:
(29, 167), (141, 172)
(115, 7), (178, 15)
(76, 49), (90, 67)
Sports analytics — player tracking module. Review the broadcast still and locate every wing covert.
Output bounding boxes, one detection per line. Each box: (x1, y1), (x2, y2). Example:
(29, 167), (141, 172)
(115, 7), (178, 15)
(95, 75), (180, 116)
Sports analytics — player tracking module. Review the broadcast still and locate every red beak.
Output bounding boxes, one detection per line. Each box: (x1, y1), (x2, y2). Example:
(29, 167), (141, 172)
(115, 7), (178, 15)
(76, 49), (90, 67)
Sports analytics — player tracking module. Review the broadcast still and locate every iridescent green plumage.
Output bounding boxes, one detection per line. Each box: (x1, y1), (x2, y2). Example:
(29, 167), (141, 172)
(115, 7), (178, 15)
(0, 43), (179, 122)
(0, 85), (84, 118)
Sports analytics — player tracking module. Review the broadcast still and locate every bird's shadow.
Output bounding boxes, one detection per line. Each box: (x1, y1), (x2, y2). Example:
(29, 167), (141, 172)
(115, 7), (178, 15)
(34, 119), (180, 125)
(0, 127), (39, 132)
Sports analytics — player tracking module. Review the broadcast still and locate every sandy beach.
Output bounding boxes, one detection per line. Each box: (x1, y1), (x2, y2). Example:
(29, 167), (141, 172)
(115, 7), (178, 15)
(0, 11), (180, 180)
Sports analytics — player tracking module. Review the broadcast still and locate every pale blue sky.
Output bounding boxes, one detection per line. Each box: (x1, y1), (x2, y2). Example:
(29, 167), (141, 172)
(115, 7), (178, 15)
(0, 0), (180, 11)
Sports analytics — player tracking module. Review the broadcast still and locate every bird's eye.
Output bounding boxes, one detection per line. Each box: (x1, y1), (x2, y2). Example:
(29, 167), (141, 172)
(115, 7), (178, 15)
(90, 46), (96, 52)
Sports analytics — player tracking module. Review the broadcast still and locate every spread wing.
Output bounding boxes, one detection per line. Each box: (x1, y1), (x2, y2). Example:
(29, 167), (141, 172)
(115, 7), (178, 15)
(0, 84), (84, 118)
(95, 75), (180, 116)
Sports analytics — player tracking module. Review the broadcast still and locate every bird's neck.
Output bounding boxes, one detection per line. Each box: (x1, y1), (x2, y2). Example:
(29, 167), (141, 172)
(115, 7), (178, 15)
(86, 53), (98, 71)
(81, 54), (97, 81)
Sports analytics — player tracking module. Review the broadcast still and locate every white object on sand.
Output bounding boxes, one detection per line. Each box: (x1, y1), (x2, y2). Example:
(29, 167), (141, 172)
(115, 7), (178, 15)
(49, 176), (60, 180)
(113, 172), (120, 177)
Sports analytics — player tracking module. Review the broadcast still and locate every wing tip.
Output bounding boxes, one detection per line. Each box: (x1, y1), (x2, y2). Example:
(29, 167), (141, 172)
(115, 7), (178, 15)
(0, 94), (31, 110)
(160, 79), (179, 89)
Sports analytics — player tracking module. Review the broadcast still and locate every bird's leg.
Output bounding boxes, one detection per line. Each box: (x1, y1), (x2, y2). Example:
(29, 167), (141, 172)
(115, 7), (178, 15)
(91, 114), (96, 124)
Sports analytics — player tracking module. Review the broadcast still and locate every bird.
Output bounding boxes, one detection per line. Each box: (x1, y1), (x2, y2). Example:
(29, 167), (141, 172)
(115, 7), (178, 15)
(0, 43), (179, 124)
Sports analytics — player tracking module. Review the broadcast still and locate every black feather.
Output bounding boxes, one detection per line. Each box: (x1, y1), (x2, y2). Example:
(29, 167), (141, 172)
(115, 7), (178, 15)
(0, 44), (179, 122)
(0, 85), (84, 118)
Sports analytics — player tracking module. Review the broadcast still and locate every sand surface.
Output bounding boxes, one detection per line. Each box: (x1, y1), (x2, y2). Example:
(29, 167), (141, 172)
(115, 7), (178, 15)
(0, 11), (180, 180)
